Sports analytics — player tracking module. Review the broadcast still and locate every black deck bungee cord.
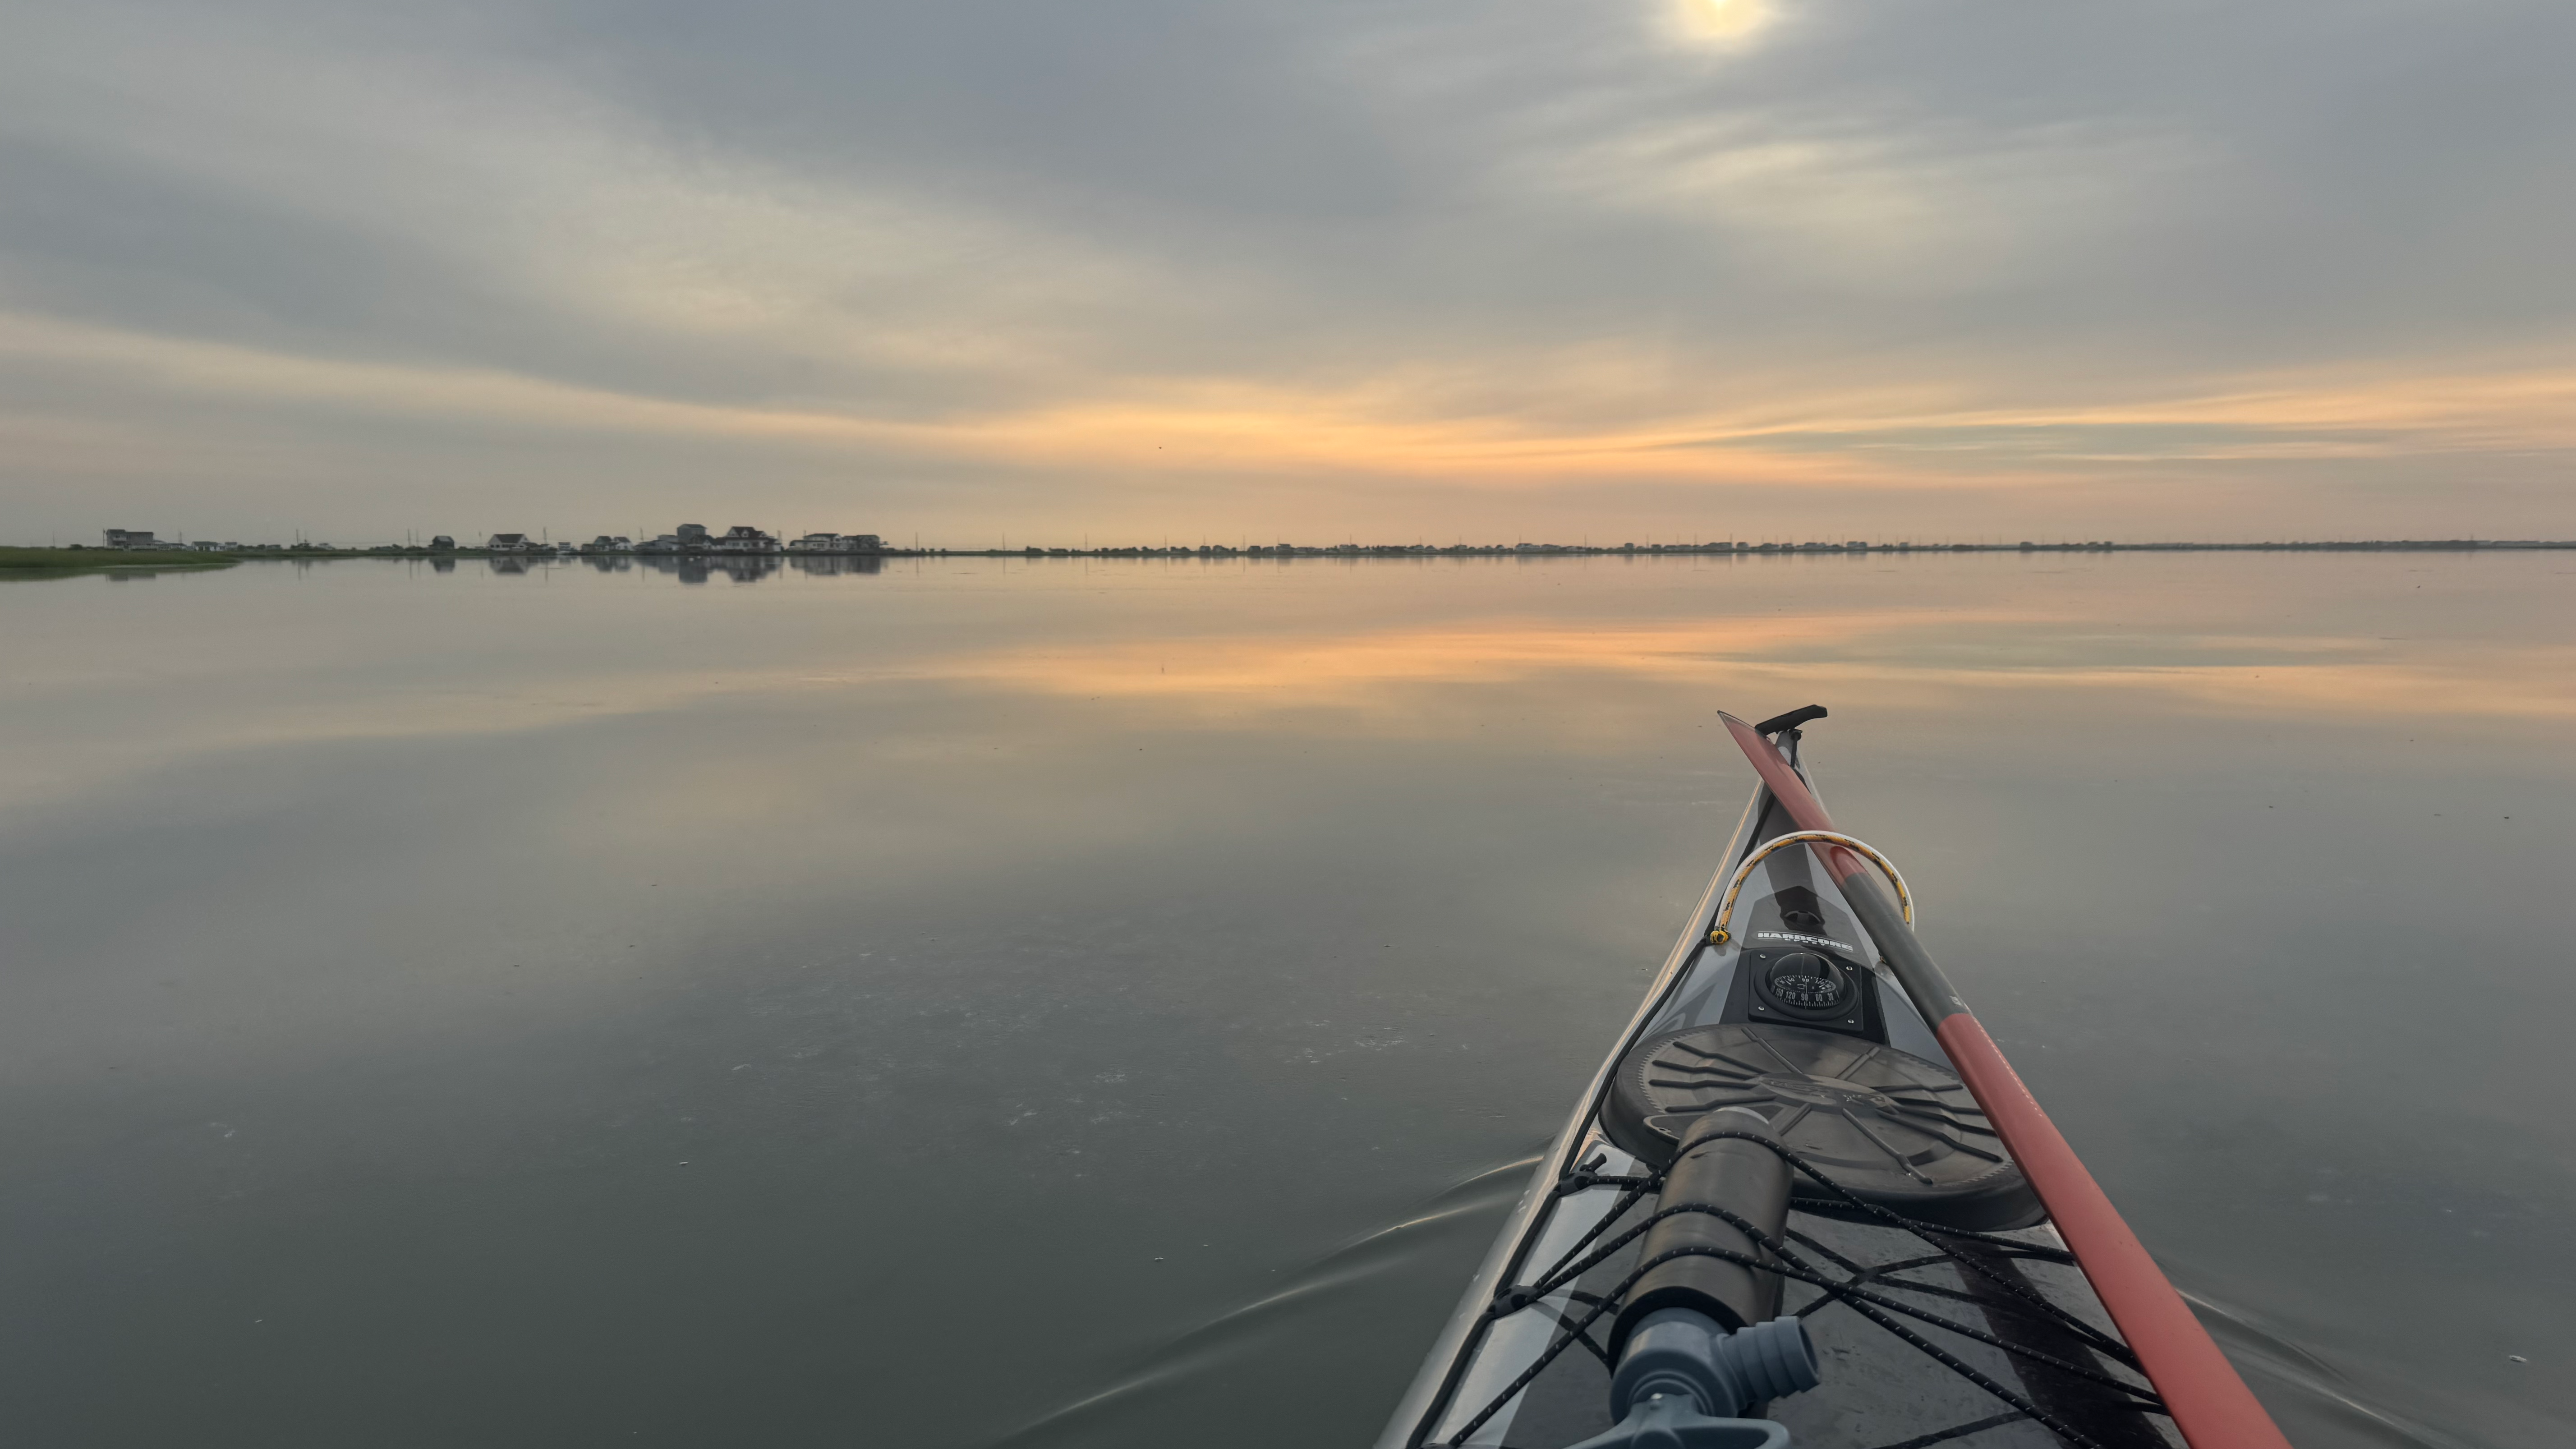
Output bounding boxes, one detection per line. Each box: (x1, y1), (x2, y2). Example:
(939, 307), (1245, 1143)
(1513, 1202), (2160, 1411)
(1430, 1131), (2165, 1449)
(1526, 1173), (1651, 1291)
(1671, 1127), (2144, 1371)
(1784, 1229), (2135, 1366)
(1436, 1235), (2119, 1449)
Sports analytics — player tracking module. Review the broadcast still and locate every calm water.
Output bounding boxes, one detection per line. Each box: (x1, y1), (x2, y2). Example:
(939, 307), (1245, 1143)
(2, 552), (2568, 1448)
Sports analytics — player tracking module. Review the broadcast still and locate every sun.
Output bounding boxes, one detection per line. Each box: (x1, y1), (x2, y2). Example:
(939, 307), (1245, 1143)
(1674, 0), (1775, 46)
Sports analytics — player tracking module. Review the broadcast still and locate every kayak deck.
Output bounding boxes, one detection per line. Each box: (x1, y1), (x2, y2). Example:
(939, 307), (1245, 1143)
(1381, 744), (2185, 1449)
(1417, 1144), (2175, 1448)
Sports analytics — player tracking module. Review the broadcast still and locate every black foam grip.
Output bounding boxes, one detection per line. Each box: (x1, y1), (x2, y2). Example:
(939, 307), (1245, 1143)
(1751, 705), (1828, 736)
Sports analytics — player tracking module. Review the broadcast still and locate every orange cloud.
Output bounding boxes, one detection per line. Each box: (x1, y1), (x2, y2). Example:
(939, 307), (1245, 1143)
(9, 310), (2574, 491)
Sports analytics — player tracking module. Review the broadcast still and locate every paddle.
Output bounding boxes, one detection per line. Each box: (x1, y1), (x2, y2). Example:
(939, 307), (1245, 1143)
(1719, 710), (2291, 1449)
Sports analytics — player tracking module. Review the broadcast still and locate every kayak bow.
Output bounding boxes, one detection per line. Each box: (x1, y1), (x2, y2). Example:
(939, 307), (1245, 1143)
(1379, 707), (2293, 1449)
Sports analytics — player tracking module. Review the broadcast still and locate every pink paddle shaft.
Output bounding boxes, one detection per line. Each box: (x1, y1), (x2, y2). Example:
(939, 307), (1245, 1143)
(1719, 713), (2290, 1449)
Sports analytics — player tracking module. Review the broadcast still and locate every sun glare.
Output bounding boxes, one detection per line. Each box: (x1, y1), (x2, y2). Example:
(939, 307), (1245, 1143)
(1674, 0), (1774, 46)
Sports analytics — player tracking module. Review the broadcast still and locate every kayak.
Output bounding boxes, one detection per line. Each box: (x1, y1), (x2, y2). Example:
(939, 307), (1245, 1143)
(1375, 708), (2291, 1449)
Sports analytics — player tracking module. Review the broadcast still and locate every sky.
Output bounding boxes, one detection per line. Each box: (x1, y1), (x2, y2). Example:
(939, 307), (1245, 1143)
(4, 0), (2573, 546)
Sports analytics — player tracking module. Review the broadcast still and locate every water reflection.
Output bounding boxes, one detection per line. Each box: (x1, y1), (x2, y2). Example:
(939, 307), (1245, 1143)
(662, 554), (771, 584)
(0, 555), (2564, 1449)
(410, 553), (897, 583)
(506, 553), (891, 582)
(790, 553), (883, 577)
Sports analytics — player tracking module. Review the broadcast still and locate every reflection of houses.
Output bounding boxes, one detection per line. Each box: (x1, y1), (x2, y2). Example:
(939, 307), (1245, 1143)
(789, 553), (884, 576)
(637, 553), (780, 584)
(507, 521), (890, 565)
(70, 527), (888, 557)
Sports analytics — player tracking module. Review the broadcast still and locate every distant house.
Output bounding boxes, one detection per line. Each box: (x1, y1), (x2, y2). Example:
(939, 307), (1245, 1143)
(189, 541), (226, 552)
(428, 535), (456, 551)
(676, 524), (710, 544)
(638, 534), (684, 554)
(102, 529), (158, 549)
(580, 535), (631, 553)
(713, 525), (779, 554)
(488, 533), (532, 552)
(788, 532), (885, 554)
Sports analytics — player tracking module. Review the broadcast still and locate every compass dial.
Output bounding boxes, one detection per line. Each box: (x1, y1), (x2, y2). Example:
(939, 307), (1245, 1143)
(1765, 951), (1845, 1009)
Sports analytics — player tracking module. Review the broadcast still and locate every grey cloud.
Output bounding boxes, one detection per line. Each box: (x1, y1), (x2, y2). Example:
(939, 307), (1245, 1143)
(517, 0), (2576, 380)
(3, 0), (2572, 538)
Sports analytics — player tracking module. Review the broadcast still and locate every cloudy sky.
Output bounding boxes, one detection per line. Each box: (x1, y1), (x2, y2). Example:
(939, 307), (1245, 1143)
(5, 0), (2571, 544)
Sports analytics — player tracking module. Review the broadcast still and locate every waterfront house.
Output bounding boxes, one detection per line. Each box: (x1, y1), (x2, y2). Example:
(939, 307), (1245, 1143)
(101, 529), (159, 549)
(488, 533), (533, 552)
(429, 535), (456, 551)
(787, 532), (888, 554)
(713, 526), (780, 554)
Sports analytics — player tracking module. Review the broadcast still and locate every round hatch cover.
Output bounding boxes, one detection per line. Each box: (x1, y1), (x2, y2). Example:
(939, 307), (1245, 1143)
(1601, 1022), (2043, 1231)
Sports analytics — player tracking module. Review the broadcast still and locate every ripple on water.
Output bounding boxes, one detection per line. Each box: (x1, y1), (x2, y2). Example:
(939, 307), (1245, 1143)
(993, 1153), (1543, 1449)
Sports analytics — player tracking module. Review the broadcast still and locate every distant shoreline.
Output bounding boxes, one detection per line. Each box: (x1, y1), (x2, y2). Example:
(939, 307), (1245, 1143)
(13, 537), (2574, 566)
(879, 537), (2576, 559)
(0, 547), (239, 576)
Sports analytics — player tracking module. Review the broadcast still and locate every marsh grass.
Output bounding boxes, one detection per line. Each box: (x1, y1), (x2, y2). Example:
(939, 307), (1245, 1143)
(0, 547), (239, 576)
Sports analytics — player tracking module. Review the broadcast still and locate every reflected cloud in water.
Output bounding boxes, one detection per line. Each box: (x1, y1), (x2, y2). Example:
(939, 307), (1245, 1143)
(0, 552), (2568, 1448)
(6, 555), (2567, 822)
(887, 561), (2576, 738)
